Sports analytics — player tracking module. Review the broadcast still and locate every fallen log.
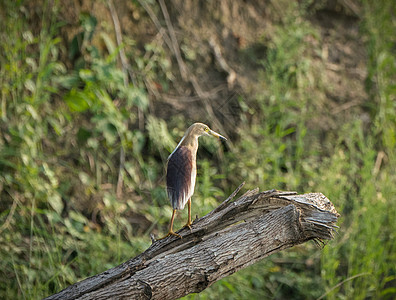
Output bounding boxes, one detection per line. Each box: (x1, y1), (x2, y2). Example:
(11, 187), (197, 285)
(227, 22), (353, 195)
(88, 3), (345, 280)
(45, 183), (339, 300)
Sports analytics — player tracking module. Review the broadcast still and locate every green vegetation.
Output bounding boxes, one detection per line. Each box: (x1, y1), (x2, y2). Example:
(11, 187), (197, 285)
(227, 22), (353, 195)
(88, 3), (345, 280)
(0, 0), (394, 299)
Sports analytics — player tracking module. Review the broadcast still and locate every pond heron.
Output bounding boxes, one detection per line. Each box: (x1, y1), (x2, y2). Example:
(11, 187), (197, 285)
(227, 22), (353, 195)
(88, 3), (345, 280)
(162, 123), (227, 239)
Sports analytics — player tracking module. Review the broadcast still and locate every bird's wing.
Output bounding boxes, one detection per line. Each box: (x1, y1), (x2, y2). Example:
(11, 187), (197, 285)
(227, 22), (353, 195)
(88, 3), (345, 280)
(166, 146), (193, 210)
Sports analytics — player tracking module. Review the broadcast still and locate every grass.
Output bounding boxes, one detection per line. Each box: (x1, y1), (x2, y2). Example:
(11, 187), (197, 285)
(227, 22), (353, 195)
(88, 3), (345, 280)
(317, 1), (396, 298)
(0, 0), (395, 299)
(189, 1), (396, 299)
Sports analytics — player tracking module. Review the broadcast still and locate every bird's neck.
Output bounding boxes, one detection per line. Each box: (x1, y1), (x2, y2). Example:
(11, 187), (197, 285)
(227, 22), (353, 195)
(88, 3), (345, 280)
(180, 135), (199, 153)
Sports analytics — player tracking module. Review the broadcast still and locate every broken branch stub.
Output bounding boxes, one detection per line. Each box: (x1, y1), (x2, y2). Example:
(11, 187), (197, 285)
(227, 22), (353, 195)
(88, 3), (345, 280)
(45, 183), (339, 300)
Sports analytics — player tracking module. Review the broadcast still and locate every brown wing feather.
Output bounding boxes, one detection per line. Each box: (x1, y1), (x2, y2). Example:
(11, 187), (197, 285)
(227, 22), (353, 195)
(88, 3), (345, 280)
(166, 146), (193, 210)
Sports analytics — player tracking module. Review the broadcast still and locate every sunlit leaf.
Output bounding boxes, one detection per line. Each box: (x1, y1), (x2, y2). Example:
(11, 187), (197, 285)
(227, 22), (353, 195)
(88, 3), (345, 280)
(48, 193), (63, 215)
(64, 89), (90, 112)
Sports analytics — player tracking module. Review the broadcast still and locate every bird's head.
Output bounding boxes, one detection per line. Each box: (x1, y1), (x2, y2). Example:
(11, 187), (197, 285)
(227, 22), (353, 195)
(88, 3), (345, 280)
(168, 122), (227, 160)
(188, 123), (227, 141)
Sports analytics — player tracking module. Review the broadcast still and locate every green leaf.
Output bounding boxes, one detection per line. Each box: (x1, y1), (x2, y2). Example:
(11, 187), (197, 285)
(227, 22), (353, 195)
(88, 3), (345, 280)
(48, 193), (63, 215)
(79, 69), (95, 83)
(121, 85), (148, 110)
(64, 89), (90, 112)
(80, 13), (97, 40)
(100, 32), (117, 56)
(77, 127), (91, 145)
(69, 211), (88, 224)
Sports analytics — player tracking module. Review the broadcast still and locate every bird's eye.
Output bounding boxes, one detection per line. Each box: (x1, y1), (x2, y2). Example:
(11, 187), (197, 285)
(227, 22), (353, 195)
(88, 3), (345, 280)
(205, 127), (209, 132)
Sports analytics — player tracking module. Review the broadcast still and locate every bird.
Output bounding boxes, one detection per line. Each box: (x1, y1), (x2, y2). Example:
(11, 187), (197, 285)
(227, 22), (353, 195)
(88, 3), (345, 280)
(161, 123), (227, 239)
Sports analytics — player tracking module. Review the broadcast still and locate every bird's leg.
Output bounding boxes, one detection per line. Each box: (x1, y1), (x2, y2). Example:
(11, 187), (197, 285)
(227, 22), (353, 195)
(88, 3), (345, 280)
(158, 209), (182, 240)
(183, 198), (192, 230)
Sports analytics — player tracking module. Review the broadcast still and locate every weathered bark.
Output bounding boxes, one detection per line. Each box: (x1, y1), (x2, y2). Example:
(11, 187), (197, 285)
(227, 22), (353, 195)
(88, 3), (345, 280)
(45, 183), (339, 300)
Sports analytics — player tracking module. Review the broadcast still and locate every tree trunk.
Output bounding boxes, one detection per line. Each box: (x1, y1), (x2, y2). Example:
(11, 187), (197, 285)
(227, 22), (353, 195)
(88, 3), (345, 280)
(45, 183), (339, 300)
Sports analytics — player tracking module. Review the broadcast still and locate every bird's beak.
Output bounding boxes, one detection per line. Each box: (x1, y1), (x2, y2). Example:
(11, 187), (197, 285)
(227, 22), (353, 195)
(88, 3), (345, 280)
(208, 129), (227, 141)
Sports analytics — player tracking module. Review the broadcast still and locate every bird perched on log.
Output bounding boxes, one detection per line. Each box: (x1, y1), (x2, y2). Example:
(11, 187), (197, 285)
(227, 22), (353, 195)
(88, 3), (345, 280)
(162, 123), (227, 239)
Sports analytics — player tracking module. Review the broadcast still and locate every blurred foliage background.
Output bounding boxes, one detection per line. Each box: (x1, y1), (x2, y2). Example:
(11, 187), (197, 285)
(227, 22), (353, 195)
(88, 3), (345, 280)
(0, 0), (395, 299)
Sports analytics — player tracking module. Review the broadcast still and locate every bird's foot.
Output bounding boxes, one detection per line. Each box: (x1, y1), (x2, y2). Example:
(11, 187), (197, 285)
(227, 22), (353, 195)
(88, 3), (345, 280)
(158, 230), (182, 240)
(183, 221), (192, 231)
